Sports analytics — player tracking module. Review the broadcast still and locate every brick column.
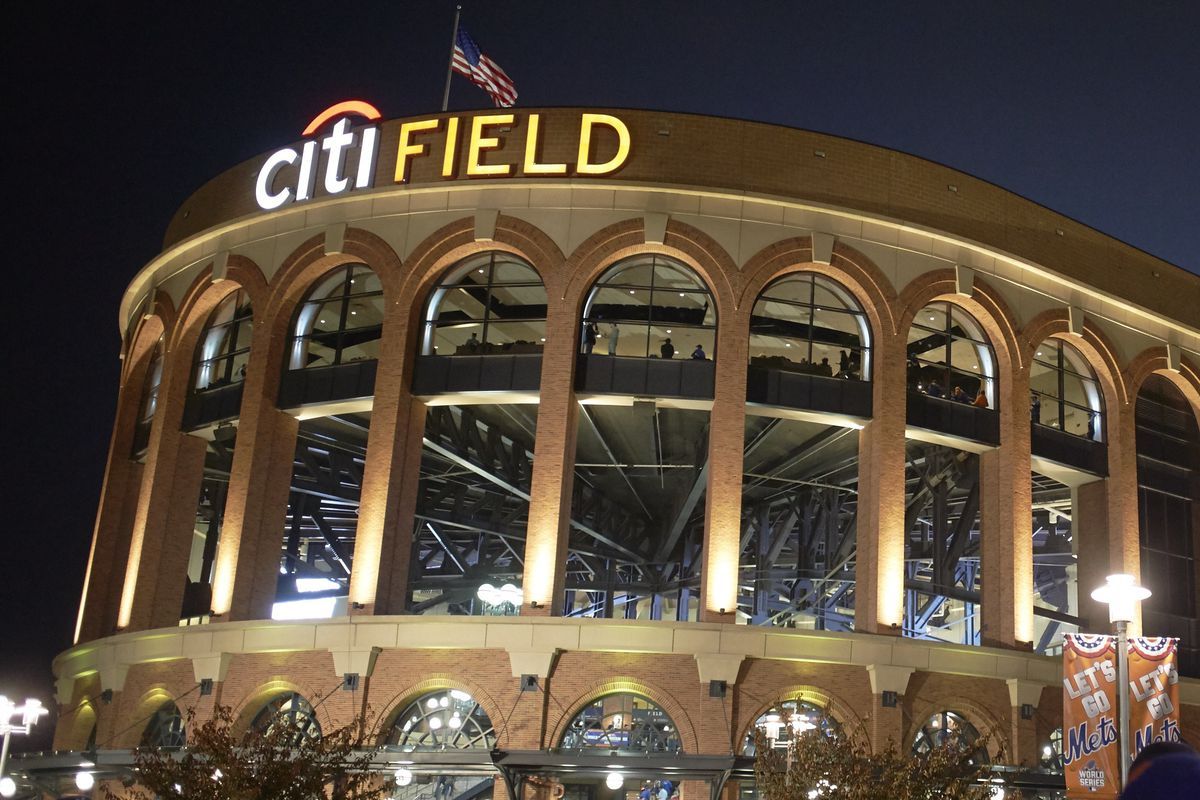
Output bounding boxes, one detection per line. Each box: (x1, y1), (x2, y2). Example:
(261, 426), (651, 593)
(1007, 680), (1046, 767)
(866, 665), (912, 752)
(699, 313), (749, 622)
(210, 324), (298, 622)
(856, 331), (907, 634)
(1076, 401), (1142, 633)
(347, 302), (425, 615)
(118, 349), (209, 632)
(521, 298), (579, 614)
(979, 365), (1033, 648)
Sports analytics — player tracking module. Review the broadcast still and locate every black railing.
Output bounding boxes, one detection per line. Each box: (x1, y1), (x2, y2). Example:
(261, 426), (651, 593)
(575, 354), (715, 399)
(412, 354), (543, 395)
(278, 360), (378, 409)
(1031, 424), (1107, 475)
(746, 366), (872, 417)
(906, 390), (1000, 445)
(182, 382), (245, 430)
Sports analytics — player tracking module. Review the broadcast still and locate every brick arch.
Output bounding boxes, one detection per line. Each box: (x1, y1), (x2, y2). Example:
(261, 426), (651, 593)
(115, 686), (181, 749)
(120, 300), (172, 386)
(169, 255), (269, 354)
(905, 695), (1010, 763)
(1124, 347), (1200, 429)
(156, 256), (269, 417)
(562, 217), (739, 321)
(60, 700), (98, 752)
(898, 271), (1024, 375)
(738, 238), (899, 341)
(1020, 311), (1128, 411)
(264, 227), (405, 338)
(368, 675), (507, 748)
(735, 684), (870, 752)
(394, 214), (566, 353)
(546, 678), (700, 755)
(227, 680), (336, 739)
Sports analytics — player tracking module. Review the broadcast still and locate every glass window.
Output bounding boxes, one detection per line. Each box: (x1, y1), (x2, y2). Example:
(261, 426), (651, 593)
(383, 690), (496, 751)
(132, 340), (164, 458)
(911, 711), (988, 764)
(289, 265), (383, 369)
(1031, 339), (1104, 440)
(422, 252), (547, 356)
(742, 699), (841, 755)
(583, 255), (716, 360)
(907, 303), (997, 408)
(194, 290), (253, 390)
(750, 274), (871, 379)
(249, 692), (321, 745)
(560, 693), (682, 755)
(141, 700), (185, 750)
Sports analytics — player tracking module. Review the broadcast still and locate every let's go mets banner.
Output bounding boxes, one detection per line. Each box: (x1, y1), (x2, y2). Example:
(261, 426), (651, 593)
(1062, 634), (1180, 796)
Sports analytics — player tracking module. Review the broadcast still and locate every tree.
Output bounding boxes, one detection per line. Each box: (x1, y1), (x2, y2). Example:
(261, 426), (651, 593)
(102, 705), (395, 800)
(753, 728), (998, 800)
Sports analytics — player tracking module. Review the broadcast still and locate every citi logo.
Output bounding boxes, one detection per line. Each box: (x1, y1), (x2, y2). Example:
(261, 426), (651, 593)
(254, 100), (381, 211)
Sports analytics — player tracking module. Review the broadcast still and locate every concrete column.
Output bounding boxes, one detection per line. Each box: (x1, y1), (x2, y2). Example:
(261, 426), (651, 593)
(209, 321), (299, 622)
(522, 297), (579, 615)
(347, 302), (424, 615)
(118, 347), (209, 632)
(856, 332), (908, 634)
(699, 312), (749, 622)
(979, 365), (1033, 649)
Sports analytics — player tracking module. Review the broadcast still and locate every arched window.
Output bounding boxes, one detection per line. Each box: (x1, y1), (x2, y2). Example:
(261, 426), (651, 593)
(750, 274), (871, 379)
(583, 255), (716, 360)
(911, 710), (988, 764)
(421, 252), (547, 355)
(194, 290), (253, 390)
(742, 698), (841, 755)
(141, 700), (185, 750)
(560, 693), (682, 754)
(288, 265), (383, 369)
(1031, 339), (1103, 440)
(132, 339), (164, 457)
(383, 689), (496, 751)
(907, 303), (997, 407)
(249, 692), (321, 745)
(137, 340), (165, 426)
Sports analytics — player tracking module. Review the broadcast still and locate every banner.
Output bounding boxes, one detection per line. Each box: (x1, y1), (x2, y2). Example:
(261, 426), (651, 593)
(1127, 637), (1181, 753)
(1062, 634), (1181, 797)
(1063, 634), (1119, 797)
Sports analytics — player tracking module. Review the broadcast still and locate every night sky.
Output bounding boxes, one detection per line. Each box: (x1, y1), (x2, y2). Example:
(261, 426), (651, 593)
(4, 2), (1197, 751)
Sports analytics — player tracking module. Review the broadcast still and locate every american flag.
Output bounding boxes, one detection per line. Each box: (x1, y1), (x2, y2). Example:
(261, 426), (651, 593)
(451, 27), (518, 108)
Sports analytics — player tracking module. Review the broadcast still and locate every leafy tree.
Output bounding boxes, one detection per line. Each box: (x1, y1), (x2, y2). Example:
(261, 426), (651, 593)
(102, 705), (395, 800)
(753, 727), (999, 800)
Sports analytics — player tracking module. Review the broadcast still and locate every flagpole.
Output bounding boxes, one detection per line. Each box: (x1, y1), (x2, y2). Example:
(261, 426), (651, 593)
(441, 5), (462, 112)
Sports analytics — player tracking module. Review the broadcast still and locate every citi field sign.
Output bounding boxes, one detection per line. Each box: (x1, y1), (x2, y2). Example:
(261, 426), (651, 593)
(254, 101), (632, 211)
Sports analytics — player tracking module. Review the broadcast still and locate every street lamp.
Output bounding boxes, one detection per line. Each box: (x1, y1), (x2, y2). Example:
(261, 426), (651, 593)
(1090, 573), (1151, 789)
(0, 696), (49, 796)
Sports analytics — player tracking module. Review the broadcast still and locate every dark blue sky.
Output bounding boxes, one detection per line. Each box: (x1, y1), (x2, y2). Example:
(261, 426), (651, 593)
(4, 2), (1197, 749)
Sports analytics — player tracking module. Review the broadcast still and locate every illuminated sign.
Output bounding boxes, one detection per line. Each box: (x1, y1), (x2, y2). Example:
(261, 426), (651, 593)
(255, 100), (383, 210)
(394, 111), (631, 182)
(254, 104), (631, 210)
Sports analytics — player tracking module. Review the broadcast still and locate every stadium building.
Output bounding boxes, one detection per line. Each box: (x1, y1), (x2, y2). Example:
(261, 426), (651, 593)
(15, 106), (1200, 797)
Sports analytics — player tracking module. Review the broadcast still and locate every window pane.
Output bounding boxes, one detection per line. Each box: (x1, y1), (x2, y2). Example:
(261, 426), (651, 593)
(486, 321), (546, 351)
(344, 294), (385, 330)
(491, 259), (540, 284)
(591, 286), (650, 323)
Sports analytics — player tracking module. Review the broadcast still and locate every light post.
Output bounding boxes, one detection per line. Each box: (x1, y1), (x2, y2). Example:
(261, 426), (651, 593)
(0, 696), (49, 797)
(1090, 573), (1151, 789)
